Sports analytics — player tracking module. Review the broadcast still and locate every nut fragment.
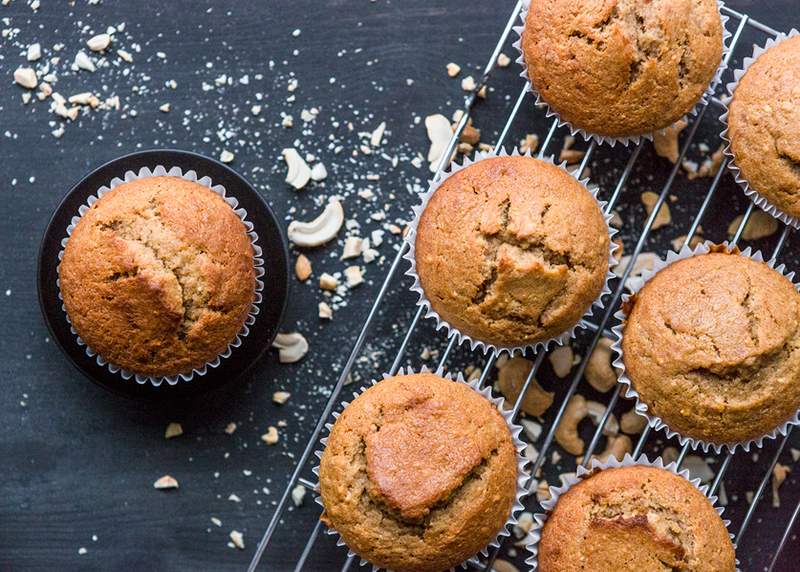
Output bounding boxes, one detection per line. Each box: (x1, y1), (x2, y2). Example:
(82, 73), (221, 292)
(620, 409), (647, 434)
(519, 133), (539, 154)
(153, 475), (179, 490)
(555, 394), (588, 455)
(319, 272), (338, 290)
(772, 463), (790, 508)
(548, 345), (573, 378)
(728, 211), (778, 241)
(229, 530), (245, 550)
(282, 147), (312, 190)
(219, 150), (234, 164)
(14, 67), (37, 89)
(318, 301), (333, 319)
(641, 191), (671, 230)
(87, 33), (111, 52)
(287, 198), (344, 247)
(586, 401), (619, 436)
(497, 356), (554, 417)
(592, 434), (632, 463)
(26, 43), (41, 62)
(446, 62), (461, 77)
(585, 338), (617, 393)
(344, 265), (364, 287)
(261, 426), (279, 445)
(341, 236), (363, 259)
(310, 162), (328, 182)
(425, 113), (452, 172)
(461, 75), (476, 92)
(164, 422), (183, 439)
(294, 254), (312, 281)
(497, 53), (512, 68)
(74, 51), (96, 72)
(492, 560), (519, 572)
(653, 119), (687, 164)
(272, 332), (308, 363)
(272, 391), (291, 405)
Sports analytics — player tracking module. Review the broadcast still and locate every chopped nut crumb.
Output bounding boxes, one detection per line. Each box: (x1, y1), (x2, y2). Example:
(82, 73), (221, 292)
(446, 62), (461, 77)
(294, 254), (312, 281)
(640, 191), (671, 230)
(318, 301), (333, 319)
(153, 475), (179, 490)
(261, 426), (279, 445)
(319, 272), (338, 290)
(164, 422), (183, 439)
(229, 530), (245, 550)
(497, 53), (512, 68)
(272, 391), (291, 405)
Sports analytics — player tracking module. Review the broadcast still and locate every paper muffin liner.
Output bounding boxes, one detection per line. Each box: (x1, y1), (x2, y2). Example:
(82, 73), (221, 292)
(720, 28), (800, 229)
(610, 241), (800, 453)
(524, 453), (739, 571)
(402, 147), (619, 356)
(512, 0), (731, 147)
(56, 165), (265, 387)
(311, 366), (531, 571)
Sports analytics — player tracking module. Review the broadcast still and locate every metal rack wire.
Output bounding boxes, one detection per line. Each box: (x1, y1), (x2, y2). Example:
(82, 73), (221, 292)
(249, 3), (799, 571)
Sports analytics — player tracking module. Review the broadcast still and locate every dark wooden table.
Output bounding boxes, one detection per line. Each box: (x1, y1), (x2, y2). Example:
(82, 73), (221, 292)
(1, 1), (798, 570)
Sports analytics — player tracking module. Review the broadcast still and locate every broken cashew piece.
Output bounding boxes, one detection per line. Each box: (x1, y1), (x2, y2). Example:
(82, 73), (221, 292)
(585, 337), (617, 393)
(497, 356), (554, 417)
(592, 434), (632, 463)
(620, 408), (647, 434)
(272, 332), (309, 363)
(287, 198), (344, 247)
(555, 394), (588, 456)
(586, 400), (619, 436)
(425, 113), (452, 172)
(282, 147), (312, 190)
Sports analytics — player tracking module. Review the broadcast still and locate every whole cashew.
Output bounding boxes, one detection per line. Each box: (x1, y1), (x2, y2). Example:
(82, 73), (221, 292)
(555, 394), (588, 455)
(287, 198), (344, 247)
(592, 434), (632, 463)
(497, 356), (554, 417)
(585, 337), (618, 393)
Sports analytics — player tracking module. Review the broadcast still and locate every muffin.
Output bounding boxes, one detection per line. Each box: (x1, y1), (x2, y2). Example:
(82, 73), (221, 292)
(318, 372), (519, 572)
(520, 0), (723, 139)
(413, 155), (610, 348)
(726, 35), (800, 221)
(59, 176), (256, 378)
(621, 250), (800, 445)
(537, 465), (735, 571)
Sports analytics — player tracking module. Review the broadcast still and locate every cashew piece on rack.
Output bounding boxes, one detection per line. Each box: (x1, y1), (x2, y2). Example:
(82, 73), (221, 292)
(586, 400), (619, 436)
(592, 434), (632, 463)
(272, 332), (309, 363)
(555, 394), (588, 455)
(497, 356), (554, 417)
(620, 408), (647, 434)
(287, 198), (344, 247)
(585, 337), (618, 393)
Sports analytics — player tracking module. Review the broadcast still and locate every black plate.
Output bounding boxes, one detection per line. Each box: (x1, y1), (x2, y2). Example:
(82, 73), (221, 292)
(37, 149), (289, 401)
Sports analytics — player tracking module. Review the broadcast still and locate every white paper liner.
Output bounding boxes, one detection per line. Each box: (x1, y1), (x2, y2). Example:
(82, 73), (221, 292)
(311, 366), (531, 571)
(56, 165), (265, 387)
(524, 453), (739, 571)
(402, 148), (619, 356)
(720, 28), (800, 229)
(512, 0), (731, 147)
(610, 241), (800, 453)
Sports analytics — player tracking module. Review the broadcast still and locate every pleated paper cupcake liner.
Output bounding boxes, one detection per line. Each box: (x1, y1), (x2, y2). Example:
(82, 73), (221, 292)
(402, 147), (619, 357)
(524, 453), (739, 571)
(311, 366), (531, 572)
(512, 0), (731, 147)
(720, 28), (800, 229)
(610, 241), (800, 453)
(56, 165), (265, 387)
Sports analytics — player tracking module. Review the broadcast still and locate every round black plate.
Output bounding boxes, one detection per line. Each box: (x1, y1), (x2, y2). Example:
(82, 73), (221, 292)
(37, 149), (289, 401)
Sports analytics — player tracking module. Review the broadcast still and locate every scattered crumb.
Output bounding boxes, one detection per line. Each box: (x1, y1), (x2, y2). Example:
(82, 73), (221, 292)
(153, 475), (179, 490)
(164, 422), (183, 439)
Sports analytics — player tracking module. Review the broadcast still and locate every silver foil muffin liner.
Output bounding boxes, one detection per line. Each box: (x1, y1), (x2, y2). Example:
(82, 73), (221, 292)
(56, 165), (265, 387)
(524, 453), (739, 571)
(512, 0), (731, 147)
(720, 28), (800, 229)
(311, 366), (531, 572)
(403, 147), (619, 356)
(610, 241), (800, 453)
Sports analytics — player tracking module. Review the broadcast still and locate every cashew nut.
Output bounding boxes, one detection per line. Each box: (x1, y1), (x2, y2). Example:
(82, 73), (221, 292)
(425, 113), (452, 172)
(497, 356), (554, 417)
(592, 434), (632, 463)
(282, 147), (312, 190)
(294, 254), (312, 281)
(492, 560), (520, 572)
(555, 394), (588, 455)
(272, 332), (308, 363)
(772, 463), (790, 508)
(287, 198), (344, 247)
(585, 337), (617, 393)
(620, 408), (647, 435)
(653, 119), (687, 164)
(310, 162), (327, 182)
(586, 400), (619, 436)
(641, 191), (671, 230)
(548, 345), (574, 378)
(341, 236), (363, 259)
(520, 418), (542, 442)
(728, 210), (778, 241)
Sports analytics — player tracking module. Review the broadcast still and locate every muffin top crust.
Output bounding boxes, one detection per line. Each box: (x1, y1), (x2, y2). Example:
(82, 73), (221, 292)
(318, 373), (518, 572)
(59, 176), (255, 378)
(414, 155), (609, 348)
(622, 251), (800, 445)
(539, 465), (735, 571)
(727, 35), (800, 219)
(521, 0), (723, 138)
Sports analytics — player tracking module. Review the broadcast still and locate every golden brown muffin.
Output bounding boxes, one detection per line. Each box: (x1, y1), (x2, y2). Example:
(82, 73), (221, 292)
(538, 465), (735, 571)
(622, 250), (800, 445)
(521, 0), (723, 138)
(318, 373), (519, 572)
(727, 36), (800, 219)
(414, 156), (609, 348)
(60, 176), (255, 377)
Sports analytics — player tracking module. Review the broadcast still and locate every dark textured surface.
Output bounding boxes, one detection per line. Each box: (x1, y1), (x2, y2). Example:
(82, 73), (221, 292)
(1, 1), (799, 571)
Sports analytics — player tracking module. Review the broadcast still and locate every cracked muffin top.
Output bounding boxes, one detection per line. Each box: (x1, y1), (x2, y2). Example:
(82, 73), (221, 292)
(539, 465), (735, 572)
(622, 250), (800, 445)
(727, 36), (800, 219)
(318, 373), (519, 572)
(414, 156), (610, 348)
(521, 0), (723, 138)
(59, 176), (255, 378)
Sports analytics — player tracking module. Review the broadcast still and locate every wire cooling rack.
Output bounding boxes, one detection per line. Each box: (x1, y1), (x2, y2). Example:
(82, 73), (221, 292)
(249, 3), (800, 571)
